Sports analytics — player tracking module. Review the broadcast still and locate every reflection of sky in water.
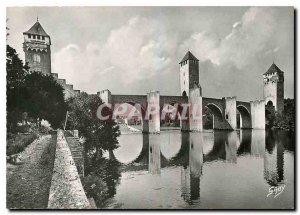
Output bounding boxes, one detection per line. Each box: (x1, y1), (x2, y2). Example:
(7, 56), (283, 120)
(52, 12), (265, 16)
(103, 130), (294, 209)
(202, 132), (214, 155)
(113, 134), (143, 164)
(160, 132), (181, 160)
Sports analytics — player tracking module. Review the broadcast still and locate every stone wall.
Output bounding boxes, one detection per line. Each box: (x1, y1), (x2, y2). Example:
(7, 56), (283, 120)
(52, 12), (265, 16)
(225, 97), (237, 130)
(48, 130), (90, 209)
(51, 73), (80, 99)
(189, 87), (203, 131)
(23, 45), (51, 75)
(147, 91), (160, 133)
(250, 100), (265, 129)
(180, 61), (190, 96)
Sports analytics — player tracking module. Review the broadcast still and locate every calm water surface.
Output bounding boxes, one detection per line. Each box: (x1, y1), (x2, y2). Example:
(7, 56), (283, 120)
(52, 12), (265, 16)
(100, 129), (294, 209)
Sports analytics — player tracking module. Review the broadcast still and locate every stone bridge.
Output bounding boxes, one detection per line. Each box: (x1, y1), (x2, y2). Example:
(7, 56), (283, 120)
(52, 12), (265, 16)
(97, 89), (265, 133)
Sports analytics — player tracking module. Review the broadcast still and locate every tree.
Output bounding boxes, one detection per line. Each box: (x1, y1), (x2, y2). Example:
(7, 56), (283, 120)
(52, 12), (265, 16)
(273, 99), (295, 133)
(66, 92), (120, 159)
(7, 45), (67, 130)
(21, 72), (67, 128)
(6, 45), (29, 131)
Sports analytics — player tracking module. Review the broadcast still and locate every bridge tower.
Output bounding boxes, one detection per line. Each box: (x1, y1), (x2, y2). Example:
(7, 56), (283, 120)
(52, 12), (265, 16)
(263, 63), (284, 113)
(23, 18), (51, 75)
(179, 51), (201, 97)
(179, 51), (203, 131)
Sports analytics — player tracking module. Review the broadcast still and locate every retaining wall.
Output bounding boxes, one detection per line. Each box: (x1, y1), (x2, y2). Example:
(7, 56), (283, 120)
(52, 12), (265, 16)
(47, 130), (90, 209)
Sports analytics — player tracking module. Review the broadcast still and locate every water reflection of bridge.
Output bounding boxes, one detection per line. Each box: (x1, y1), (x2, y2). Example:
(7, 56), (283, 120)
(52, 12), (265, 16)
(115, 131), (266, 167)
(111, 130), (288, 204)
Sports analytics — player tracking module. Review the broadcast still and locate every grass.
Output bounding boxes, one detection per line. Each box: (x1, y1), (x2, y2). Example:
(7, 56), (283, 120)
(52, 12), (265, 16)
(6, 134), (57, 209)
(7, 125), (52, 156)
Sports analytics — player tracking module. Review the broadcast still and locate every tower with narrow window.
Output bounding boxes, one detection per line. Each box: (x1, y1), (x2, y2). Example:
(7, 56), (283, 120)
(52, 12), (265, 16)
(179, 51), (201, 97)
(263, 63), (284, 113)
(23, 18), (51, 75)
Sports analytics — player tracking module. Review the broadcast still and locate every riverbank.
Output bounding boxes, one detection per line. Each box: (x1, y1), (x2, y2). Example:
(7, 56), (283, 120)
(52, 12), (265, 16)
(6, 134), (57, 209)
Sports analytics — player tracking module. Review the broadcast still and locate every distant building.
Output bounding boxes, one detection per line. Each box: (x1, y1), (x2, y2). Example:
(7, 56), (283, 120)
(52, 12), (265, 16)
(23, 18), (80, 99)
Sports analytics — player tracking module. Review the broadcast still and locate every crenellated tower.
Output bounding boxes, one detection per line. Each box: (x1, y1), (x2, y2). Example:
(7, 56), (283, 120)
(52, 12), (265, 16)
(263, 63), (284, 113)
(22, 18), (81, 99)
(23, 18), (51, 75)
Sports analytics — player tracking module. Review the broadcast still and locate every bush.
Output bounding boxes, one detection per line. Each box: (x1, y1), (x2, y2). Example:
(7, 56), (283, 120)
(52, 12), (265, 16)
(7, 132), (39, 156)
(38, 125), (52, 134)
(272, 99), (294, 133)
(15, 124), (31, 133)
(83, 174), (109, 206)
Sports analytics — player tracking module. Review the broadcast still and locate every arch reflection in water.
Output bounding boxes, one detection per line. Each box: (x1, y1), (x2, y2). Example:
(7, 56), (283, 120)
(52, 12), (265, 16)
(160, 132), (182, 160)
(113, 134), (143, 164)
(181, 132), (204, 205)
(237, 130), (252, 156)
(264, 130), (284, 187)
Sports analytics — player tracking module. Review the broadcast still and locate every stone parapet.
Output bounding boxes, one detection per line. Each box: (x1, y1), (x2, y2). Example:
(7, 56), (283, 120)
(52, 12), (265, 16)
(48, 130), (90, 209)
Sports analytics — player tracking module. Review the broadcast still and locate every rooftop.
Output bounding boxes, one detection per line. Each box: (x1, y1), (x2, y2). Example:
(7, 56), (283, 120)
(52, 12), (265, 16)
(23, 21), (49, 37)
(264, 63), (284, 75)
(179, 51), (199, 63)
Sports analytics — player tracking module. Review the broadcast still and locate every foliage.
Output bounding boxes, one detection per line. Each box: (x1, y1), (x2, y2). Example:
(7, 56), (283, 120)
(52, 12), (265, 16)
(272, 98), (295, 133)
(6, 45), (29, 131)
(21, 72), (67, 128)
(83, 173), (109, 205)
(6, 132), (39, 156)
(6, 45), (67, 131)
(67, 93), (121, 207)
(203, 107), (213, 129)
(66, 92), (120, 158)
(83, 157), (121, 208)
(37, 125), (52, 134)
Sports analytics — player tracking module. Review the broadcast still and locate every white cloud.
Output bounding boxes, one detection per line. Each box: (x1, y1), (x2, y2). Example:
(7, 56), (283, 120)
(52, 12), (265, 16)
(264, 46), (280, 56)
(52, 16), (175, 93)
(180, 31), (220, 64)
(181, 7), (278, 69)
(50, 7), (292, 99)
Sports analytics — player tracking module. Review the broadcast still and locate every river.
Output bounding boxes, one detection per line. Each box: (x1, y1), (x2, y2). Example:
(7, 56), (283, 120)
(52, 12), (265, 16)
(97, 129), (294, 209)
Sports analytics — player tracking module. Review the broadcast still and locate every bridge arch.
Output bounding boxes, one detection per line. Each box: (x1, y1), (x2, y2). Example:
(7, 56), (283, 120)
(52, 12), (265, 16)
(205, 103), (223, 129)
(161, 102), (184, 129)
(237, 105), (251, 129)
(114, 101), (146, 117)
(265, 96), (275, 106)
(112, 102), (147, 131)
(205, 103), (223, 118)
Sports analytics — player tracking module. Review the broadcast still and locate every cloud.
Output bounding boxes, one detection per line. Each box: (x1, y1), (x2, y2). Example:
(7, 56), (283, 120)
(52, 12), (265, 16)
(50, 7), (292, 100)
(177, 7), (285, 100)
(52, 16), (176, 93)
(181, 7), (277, 69)
(264, 46), (280, 56)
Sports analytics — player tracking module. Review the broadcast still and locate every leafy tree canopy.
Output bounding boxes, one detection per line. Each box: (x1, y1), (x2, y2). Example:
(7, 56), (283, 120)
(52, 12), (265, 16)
(66, 92), (120, 158)
(7, 45), (67, 130)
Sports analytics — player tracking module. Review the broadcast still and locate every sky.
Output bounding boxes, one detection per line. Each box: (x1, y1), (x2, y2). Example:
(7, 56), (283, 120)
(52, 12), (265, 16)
(6, 6), (294, 101)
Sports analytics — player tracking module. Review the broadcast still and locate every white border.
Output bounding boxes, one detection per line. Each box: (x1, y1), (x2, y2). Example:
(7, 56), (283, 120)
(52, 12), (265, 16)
(1, 1), (298, 214)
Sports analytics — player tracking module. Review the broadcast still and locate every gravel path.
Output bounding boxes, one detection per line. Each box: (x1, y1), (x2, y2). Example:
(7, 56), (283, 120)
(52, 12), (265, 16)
(6, 134), (57, 209)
